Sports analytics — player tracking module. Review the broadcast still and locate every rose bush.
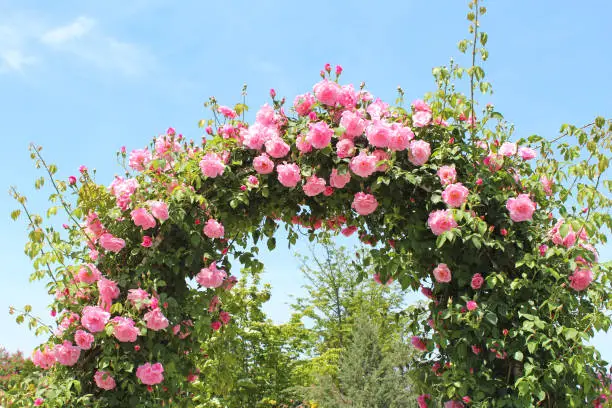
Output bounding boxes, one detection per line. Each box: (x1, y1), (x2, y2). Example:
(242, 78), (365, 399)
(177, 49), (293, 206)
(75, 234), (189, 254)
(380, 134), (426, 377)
(6, 1), (612, 406)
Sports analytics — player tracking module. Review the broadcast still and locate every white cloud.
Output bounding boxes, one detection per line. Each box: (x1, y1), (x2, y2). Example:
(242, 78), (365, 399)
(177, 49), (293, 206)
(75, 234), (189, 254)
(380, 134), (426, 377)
(0, 49), (36, 72)
(40, 16), (95, 45)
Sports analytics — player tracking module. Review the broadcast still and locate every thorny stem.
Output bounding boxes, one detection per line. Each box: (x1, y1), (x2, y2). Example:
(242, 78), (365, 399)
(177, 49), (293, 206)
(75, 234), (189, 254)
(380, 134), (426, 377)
(470, 0), (479, 143)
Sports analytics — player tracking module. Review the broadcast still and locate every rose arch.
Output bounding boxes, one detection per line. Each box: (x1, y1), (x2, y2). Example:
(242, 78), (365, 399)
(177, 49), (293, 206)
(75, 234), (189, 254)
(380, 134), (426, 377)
(8, 7), (612, 408)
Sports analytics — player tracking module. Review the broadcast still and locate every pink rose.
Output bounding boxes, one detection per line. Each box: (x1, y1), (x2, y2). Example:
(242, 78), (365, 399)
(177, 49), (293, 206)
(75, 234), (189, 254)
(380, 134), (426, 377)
(336, 139), (356, 158)
(264, 137), (290, 158)
(276, 163), (301, 188)
(94, 370), (116, 390)
(109, 176), (139, 210)
(296, 134), (313, 154)
(74, 329), (94, 350)
(81, 306), (110, 333)
(412, 99), (432, 113)
(211, 321), (222, 331)
(99, 233), (126, 253)
(408, 140), (431, 166)
(367, 98), (390, 120)
(217, 105), (237, 119)
(303, 175), (327, 197)
(154, 135), (181, 156)
(499, 142), (517, 157)
(306, 121), (333, 149)
(127, 288), (150, 310)
(466, 300), (478, 311)
(484, 153), (504, 172)
(196, 263), (227, 288)
(471, 273), (484, 290)
(341, 226), (358, 236)
(34, 398), (44, 406)
(129, 148), (152, 171)
(97, 277), (120, 311)
(255, 104), (276, 126)
(417, 394), (431, 408)
(54, 340), (80, 366)
(111, 316), (139, 342)
(506, 194), (536, 222)
(412, 110), (432, 127)
(76, 263), (101, 284)
(31, 346), (56, 370)
(293, 93), (315, 116)
(242, 123), (278, 150)
(427, 210), (457, 236)
(569, 267), (593, 291)
(549, 220), (577, 248)
(203, 219), (225, 239)
(253, 153), (275, 174)
(411, 336), (427, 352)
(330, 168), (351, 189)
(437, 165), (457, 186)
(373, 149), (389, 172)
(313, 79), (341, 106)
(352, 192), (378, 216)
(219, 311), (231, 325)
(144, 308), (169, 331)
(433, 263), (452, 283)
(199, 152), (226, 178)
(442, 183), (469, 208)
(540, 176), (553, 195)
(131, 208), (156, 230)
(349, 151), (378, 178)
(149, 201), (169, 221)
(136, 362), (164, 385)
(444, 401), (464, 408)
(339, 110), (367, 139)
(366, 120), (392, 148)
(518, 146), (537, 160)
(247, 175), (259, 186)
(388, 124), (414, 151)
(338, 84), (358, 108)
(142, 236), (152, 247)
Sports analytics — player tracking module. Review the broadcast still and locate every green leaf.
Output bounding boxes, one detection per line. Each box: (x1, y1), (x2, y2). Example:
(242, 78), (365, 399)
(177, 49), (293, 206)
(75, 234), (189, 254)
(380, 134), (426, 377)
(484, 312), (498, 325)
(514, 351), (523, 361)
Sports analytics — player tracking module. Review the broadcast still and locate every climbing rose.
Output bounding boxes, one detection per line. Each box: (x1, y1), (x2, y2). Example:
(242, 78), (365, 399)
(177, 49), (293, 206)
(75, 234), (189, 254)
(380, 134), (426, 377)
(313, 79), (341, 106)
(127, 288), (150, 310)
(433, 263), (452, 283)
(569, 268), (593, 291)
(211, 321), (222, 331)
(442, 183), (469, 208)
(366, 120), (392, 148)
(338, 84), (358, 108)
(149, 201), (169, 221)
(199, 153), (225, 178)
(129, 148), (152, 171)
(471, 273), (484, 290)
(276, 163), (301, 187)
(217, 105), (237, 119)
(293, 93), (315, 116)
(339, 110), (367, 138)
(112, 317), (139, 342)
(349, 152), (377, 178)
(444, 401), (464, 408)
(219, 311), (231, 325)
(518, 146), (537, 160)
(32, 346), (56, 369)
(74, 330), (94, 350)
(352, 192), (378, 215)
(336, 138), (355, 158)
(109, 177), (139, 210)
(54, 341), (80, 366)
(499, 142), (517, 157)
(540, 176), (553, 195)
(506, 194), (536, 222)
(253, 153), (275, 174)
(264, 137), (290, 158)
(76, 263), (101, 284)
(34, 398), (44, 406)
(196, 263), (227, 288)
(417, 394), (431, 408)
(94, 370), (116, 390)
(388, 124), (414, 151)
(99, 233), (125, 253)
(303, 175), (327, 197)
(144, 308), (169, 331)
(131, 208), (156, 230)
(295, 134), (313, 153)
(411, 336), (427, 351)
(330, 168), (351, 188)
(136, 362), (164, 385)
(550, 220), (577, 248)
(412, 110), (432, 127)
(427, 210), (457, 236)
(373, 149), (389, 172)
(306, 121), (333, 149)
(97, 277), (120, 311)
(367, 98), (390, 119)
(412, 99), (432, 113)
(437, 165), (457, 186)
(408, 140), (431, 165)
(142, 236), (152, 247)
(203, 219), (225, 239)
(81, 306), (110, 333)
(466, 300), (478, 311)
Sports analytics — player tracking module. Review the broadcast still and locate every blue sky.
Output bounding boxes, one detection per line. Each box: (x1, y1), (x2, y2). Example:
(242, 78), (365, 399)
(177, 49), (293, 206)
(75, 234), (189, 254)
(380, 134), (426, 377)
(0, 0), (610, 363)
